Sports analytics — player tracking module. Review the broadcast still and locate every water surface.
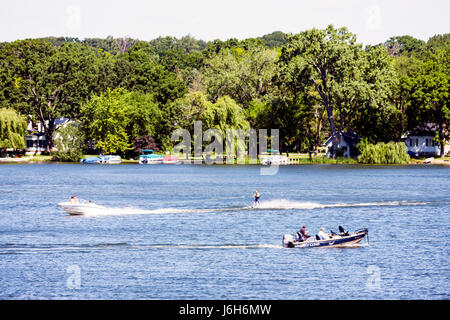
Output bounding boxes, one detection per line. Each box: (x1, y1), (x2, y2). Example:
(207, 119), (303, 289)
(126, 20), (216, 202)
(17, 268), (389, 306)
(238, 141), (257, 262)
(0, 164), (448, 299)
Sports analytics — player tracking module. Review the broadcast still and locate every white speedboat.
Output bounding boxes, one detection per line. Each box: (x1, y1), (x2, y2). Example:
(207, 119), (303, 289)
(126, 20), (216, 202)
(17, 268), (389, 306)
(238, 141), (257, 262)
(58, 200), (106, 215)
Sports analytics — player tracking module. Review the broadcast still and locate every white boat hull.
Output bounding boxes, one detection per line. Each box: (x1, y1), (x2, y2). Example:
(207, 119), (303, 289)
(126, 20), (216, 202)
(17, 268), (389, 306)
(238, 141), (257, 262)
(58, 202), (106, 215)
(139, 157), (163, 164)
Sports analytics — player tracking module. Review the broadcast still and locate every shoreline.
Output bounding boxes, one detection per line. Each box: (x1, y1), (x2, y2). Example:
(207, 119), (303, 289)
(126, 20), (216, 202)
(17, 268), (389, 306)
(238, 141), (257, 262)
(1, 157), (449, 166)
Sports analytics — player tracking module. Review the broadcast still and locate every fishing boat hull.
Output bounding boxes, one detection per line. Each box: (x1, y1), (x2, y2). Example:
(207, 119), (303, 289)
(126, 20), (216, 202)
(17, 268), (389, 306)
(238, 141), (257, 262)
(283, 228), (368, 248)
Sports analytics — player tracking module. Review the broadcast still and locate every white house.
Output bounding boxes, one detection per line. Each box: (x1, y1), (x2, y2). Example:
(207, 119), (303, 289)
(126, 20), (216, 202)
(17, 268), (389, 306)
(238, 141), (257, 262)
(403, 124), (448, 157)
(324, 131), (360, 158)
(25, 117), (71, 154)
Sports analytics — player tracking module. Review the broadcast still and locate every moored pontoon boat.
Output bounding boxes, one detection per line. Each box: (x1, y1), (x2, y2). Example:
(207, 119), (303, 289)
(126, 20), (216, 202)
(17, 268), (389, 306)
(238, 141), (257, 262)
(139, 149), (163, 164)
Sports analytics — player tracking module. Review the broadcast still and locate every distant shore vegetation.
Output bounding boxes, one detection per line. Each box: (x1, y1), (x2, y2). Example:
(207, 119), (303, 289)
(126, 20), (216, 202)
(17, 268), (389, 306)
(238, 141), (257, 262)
(0, 28), (448, 164)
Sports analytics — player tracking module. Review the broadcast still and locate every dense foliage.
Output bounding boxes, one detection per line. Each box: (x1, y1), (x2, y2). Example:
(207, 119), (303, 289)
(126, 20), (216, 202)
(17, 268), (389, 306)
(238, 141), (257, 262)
(358, 141), (410, 164)
(0, 28), (448, 158)
(0, 108), (27, 149)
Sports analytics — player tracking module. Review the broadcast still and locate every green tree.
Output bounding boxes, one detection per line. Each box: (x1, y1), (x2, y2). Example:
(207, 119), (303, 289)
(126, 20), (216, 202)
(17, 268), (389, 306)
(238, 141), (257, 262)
(0, 40), (106, 151)
(115, 41), (186, 105)
(384, 35), (425, 57)
(279, 25), (399, 157)
(258, 31), (287, 48)
(0, 108), (26, 149)
(178, 91), (250, 134)
(403, 48), (449, 157)
(279, 26), (362, 157)
(81, 88), (161, 154)
(343, 45), (401, 142)
(202, 45), (279, 107)
(424, 34), (449, 51)
(166, 92), (250, 153)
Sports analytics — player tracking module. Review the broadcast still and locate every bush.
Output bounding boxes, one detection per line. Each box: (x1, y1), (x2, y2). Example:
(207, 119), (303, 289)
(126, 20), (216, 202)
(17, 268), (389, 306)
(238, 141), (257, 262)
(358, 141), (410, 164)
(130, 135), (160, 158)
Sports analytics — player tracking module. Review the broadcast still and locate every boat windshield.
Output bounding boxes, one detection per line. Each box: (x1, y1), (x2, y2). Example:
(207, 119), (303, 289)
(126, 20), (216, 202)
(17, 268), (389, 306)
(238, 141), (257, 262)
(69, 198), (94, 204)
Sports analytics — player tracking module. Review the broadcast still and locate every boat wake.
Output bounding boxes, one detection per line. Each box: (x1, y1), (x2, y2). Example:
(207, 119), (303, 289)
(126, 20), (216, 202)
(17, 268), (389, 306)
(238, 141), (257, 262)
(62, 199), (436, 216)
(252, 199), (431, 210)
(70, 206), (203, 217)
(0, 242), (282, 254)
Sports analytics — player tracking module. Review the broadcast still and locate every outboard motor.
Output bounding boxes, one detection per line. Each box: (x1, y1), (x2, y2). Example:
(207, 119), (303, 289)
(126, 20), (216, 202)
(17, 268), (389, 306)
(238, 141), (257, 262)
(282, 234), (295, 248)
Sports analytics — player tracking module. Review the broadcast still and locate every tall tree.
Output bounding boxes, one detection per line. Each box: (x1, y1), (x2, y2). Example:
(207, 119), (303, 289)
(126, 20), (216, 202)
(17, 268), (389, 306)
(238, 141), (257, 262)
(258, 31), (287, 48)
(279, 25), (399, 156)
(81, 88), (161, 154)
(202, 45), (279, 107)
(116, 41), (186, 105)
(0, 40), (105, 151)
(279, 25), (363, 157)
(340, 45), (400, 142)
(174, 91), (250, 135)
(384, 35), (425, 57)
(404, 48), (449, 157)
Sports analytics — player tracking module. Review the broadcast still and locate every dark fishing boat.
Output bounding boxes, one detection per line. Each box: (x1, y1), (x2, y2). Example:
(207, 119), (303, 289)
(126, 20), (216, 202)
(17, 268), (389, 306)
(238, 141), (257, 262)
(282, 226), (368, 248)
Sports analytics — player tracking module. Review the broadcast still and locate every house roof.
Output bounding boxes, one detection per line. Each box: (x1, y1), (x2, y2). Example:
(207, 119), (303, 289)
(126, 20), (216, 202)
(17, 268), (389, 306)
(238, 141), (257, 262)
(323, 131), (360, 147)
(405, 123), (439, 137)
(54, 117), (70, 126)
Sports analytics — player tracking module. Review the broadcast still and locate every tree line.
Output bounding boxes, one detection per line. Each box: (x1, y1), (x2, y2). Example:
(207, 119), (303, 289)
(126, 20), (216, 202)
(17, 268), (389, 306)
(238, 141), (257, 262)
(0, 27), (448, 159)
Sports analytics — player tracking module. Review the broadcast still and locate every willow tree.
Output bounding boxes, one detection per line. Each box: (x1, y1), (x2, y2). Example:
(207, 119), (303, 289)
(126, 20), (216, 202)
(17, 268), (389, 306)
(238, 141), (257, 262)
(174, 91), (250, 135)
(168, 92), (250, 155)
(202, 44), (279, 107)
(0, 108), (27, 149)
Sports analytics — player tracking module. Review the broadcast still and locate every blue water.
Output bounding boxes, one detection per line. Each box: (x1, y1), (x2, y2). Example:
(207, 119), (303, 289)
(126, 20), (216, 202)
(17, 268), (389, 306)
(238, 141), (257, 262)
(0, 164), (449, 299)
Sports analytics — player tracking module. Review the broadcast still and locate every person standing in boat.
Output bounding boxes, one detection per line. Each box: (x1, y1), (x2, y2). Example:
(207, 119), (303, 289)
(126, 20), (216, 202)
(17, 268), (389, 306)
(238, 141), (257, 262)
(253, 190), (260, 206)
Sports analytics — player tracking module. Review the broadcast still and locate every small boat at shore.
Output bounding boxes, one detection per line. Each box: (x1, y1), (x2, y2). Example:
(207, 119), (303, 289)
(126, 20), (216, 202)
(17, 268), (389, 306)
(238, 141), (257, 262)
(162, 155), (180, 164)
(260, 150), (289, 166)
(58, 200), (106, 215)
(282, 226), (368, 248)
(80, 155), (122, 164)
(139, 149), (163, 164)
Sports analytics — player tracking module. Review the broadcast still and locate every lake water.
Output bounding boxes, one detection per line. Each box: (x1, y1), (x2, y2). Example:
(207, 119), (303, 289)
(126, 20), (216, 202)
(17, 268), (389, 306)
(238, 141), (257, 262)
(0, 163), (449, 299)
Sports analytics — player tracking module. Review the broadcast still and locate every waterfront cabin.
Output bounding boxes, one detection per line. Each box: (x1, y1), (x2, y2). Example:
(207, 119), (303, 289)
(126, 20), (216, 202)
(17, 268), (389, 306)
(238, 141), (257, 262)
(323, 131), (360, 158)
(25, 117), (71, 154)
(402, 124), (448, 157)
